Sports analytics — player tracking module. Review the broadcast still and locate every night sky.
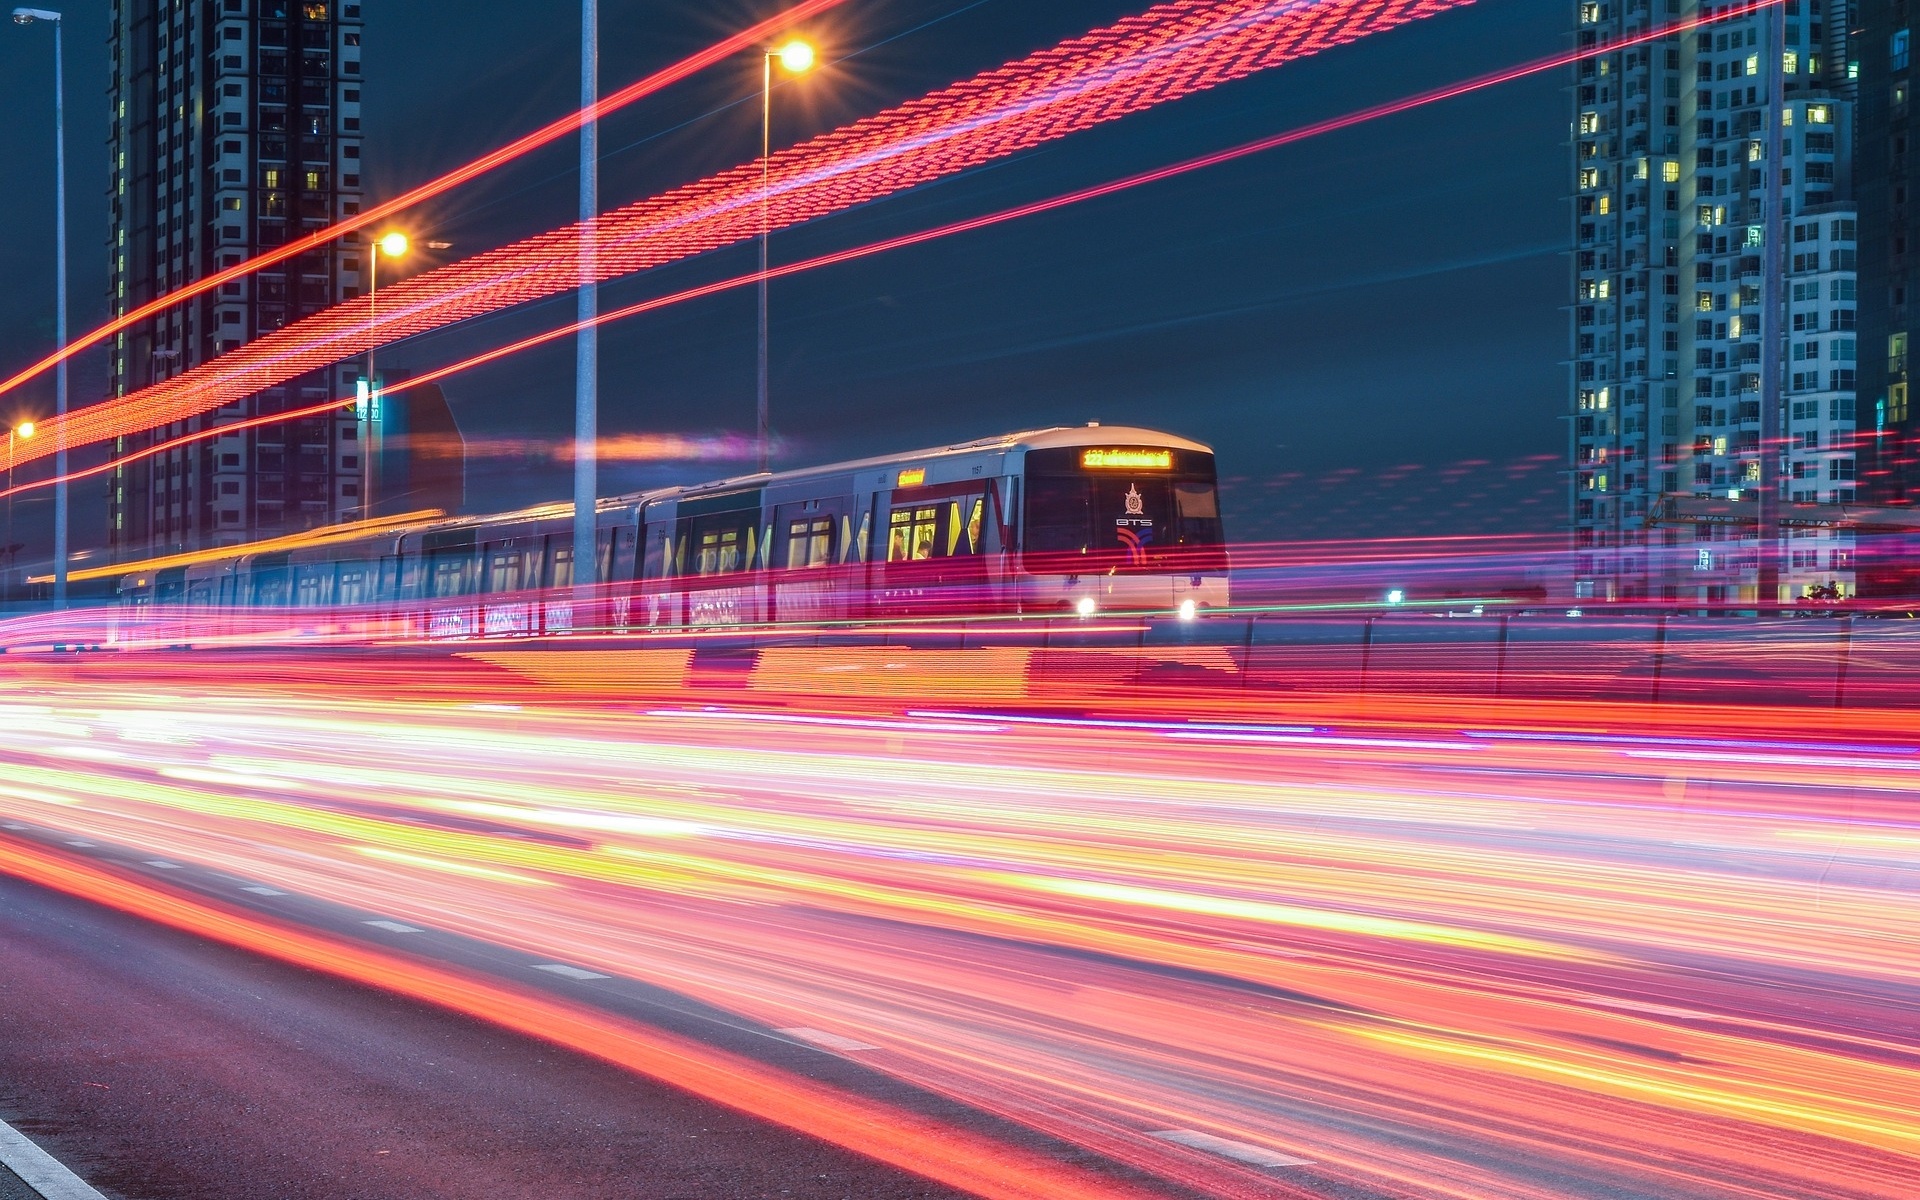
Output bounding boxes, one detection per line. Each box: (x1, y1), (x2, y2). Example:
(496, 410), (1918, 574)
(0, 0), (1569, 567)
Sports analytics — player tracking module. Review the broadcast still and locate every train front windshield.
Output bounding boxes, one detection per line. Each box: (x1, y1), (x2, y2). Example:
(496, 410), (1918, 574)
(1023, 446), (1227, 573)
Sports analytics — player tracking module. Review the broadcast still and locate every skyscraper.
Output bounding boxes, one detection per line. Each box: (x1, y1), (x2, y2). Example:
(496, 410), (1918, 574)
(1570, 0), (1860, 604)
(1857, 0), (1920, 508)
(106, 0), (368, 562)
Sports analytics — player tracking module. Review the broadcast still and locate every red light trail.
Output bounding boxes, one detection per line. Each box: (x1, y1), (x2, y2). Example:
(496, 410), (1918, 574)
(0, 0), (855, 406)
(11, 0), (1479, 470)
(0, 1), (1783, 507)
(1, 659), (1914, 1198)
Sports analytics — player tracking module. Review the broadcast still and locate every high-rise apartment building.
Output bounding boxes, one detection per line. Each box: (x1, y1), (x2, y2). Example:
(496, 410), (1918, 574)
(106, 0), (368, 562)
(1858, 0), (1920, 509)
(1570, 0), (1860, 603)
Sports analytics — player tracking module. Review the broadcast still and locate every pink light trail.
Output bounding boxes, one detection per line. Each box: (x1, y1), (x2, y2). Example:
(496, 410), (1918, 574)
(0, 1), (1780, 507)
(12, 0), (1476, 469)
(0, 0), (855, 405)
(0, 650), (1914, 1199)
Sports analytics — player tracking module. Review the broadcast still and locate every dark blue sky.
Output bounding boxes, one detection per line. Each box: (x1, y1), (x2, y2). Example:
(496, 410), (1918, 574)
(0, 0), (1569, 557)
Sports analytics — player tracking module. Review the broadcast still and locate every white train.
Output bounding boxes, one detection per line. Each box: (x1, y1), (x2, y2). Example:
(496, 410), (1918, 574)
(116, 424), (1229, 631)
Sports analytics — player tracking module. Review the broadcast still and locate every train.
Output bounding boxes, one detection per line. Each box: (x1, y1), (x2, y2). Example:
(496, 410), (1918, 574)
(112, 424), (1230, 632)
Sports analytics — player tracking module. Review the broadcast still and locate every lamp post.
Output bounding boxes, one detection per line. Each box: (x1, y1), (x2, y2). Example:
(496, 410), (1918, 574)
(575, 0), (598, 596)
(358, 233), (448, 518)
(361, 231), (410, 518)
(12, 7), (67, 608)
(759, 39), (815, 474)
(5, 421), (34, 604)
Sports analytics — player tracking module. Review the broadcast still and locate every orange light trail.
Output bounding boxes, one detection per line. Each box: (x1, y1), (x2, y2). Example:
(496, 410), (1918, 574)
(0, 0), (855, 406)
(0, 1), (1781, 508)
(12, 0), (1476, 469)
(1, 650), (1916, 1199)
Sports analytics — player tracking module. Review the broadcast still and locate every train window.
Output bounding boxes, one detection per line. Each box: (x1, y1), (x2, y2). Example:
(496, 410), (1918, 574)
(1024, 464), (1224, 570)
(698, 528), (743, 574)
(337, 565), (368, 606)
(251, 566), (290, 607)
(681, 510), (756, 576)
(295, 566), (334, 608)
(886, 507), (940, 562)
(1172, 481), (1223, 546)
(487, 545), (533, 594)
(1023, 477), (1092, 554)
(430, 552), (477, 598)
(786, 518), (833, 569)
(549, 544), (574, 589)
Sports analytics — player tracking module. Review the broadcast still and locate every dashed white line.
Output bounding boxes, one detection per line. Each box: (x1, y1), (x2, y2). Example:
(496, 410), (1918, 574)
(144, 859), (184, 870)
(1149, 1130), (1313, 1169)
(362, 920), (424, 934)
(778, 1027), (880, 1053)
(533, 963), (610, 981)
(240, 885), (285, 896)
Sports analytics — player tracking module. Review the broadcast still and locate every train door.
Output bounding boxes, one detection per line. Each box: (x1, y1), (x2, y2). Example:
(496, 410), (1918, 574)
(770, 493), (853, 624)
(871, 482), (992, 617)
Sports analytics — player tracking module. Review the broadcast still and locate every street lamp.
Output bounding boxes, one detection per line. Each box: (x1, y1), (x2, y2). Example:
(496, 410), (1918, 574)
(5, 421), (34, 604)
(359, 232), (449, 517)
(759, 38), (816, 474)
(12, 7), (68, 608)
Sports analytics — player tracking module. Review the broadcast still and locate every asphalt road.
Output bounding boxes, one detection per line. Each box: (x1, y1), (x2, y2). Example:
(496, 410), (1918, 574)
(0, 873), (975, 1200)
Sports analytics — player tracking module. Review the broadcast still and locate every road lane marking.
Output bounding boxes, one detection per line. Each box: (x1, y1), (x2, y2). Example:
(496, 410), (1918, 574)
(0, 1117), (114, 1200)
(240, 886), (285, 896)
(1149, 1130), (1313, 1169)
(533, 963), (609, 981)
(778, 1028), (879, 1053)
(362, 920), (424, 934)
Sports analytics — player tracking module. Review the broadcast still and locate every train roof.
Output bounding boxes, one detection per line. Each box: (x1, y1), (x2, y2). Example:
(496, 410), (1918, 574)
(620, 423), (1214, 505)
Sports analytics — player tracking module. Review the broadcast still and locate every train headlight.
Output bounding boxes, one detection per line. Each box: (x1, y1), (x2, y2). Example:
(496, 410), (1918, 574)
(1075, 596), (1098, 618)
(1177, 598), (1197, 621)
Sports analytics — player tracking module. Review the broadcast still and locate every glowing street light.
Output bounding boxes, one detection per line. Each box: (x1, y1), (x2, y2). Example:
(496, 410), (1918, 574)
(360, 231), (450, 517)
(775, 40), (816, 73)
(759, 37), (817, 473)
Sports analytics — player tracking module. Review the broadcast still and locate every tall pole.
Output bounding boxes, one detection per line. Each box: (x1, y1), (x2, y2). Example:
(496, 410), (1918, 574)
(365, 250), (381, 519)
(5, 433), (14, 604)
(51, 12), (67, 608)
(758, 52), (772, 475)
(1756, 1), (1786, 610)
(573, 0), (599, 596)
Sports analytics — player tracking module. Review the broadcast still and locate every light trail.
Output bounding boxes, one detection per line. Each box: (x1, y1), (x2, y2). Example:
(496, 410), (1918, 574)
(13, 0), (1477, 468)
(0, 0), (855, 406)
(1, 657), (1916, 1199)
(0, 0), (1783, 508)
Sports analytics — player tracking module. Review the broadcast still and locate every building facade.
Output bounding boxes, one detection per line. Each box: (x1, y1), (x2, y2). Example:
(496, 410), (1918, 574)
(1858, 0), (1920, 511)
(1570, 0), (1860, 603)
(106, 0), (369, 562)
